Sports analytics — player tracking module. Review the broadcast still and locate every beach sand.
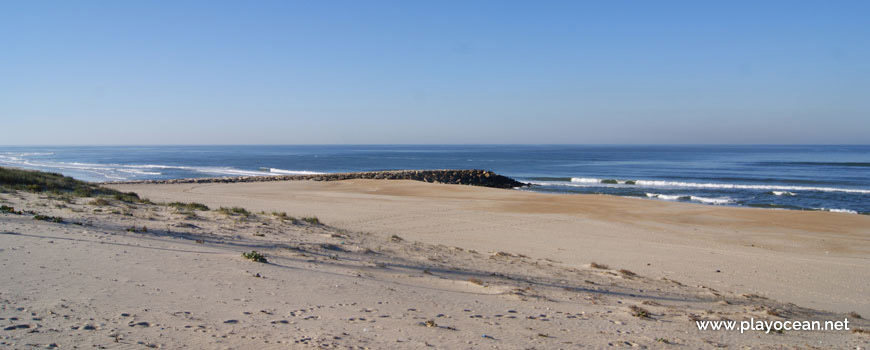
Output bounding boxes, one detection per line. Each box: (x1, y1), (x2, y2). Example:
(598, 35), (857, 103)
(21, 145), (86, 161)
(1, 179), (868, 348)
(113, 179), (870, 316)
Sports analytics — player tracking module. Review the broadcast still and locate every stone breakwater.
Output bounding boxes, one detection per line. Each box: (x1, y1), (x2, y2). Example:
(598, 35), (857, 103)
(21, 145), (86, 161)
(107, 170), (528, 189)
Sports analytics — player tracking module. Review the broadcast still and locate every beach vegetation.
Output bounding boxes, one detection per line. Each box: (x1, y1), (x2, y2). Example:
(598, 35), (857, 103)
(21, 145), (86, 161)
(242, 250), (267, 263)
(618, 269), (637, 277)
(90, 198), (111, 206)
(629, 305), (650, 318)
(848, 312), (862, 319)
(0, 167), (153, 204)
(126, 225), (148, 233)
(218, 206), (252, 217)
(168, 202), (209, 211)
(390, 234), (403, 242)
(271, 211), (299, 223)
(589, 262), (609, 269)
(1, 205), (22, 214)
(301, 216), (320, 225)
(33, 214), (63, 223)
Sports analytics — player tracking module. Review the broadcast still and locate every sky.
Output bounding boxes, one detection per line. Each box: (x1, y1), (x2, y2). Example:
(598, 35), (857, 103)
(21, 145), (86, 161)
(1, 1), (868, 145)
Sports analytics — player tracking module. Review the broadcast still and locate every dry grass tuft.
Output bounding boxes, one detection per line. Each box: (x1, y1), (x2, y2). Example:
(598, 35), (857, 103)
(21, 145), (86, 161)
(589, 262), (609, 269)
(618, 269), (637, 277)
(467, 278), (484, 286)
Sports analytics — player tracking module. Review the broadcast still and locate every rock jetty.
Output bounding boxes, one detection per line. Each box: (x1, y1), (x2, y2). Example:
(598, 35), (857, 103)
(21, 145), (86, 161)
(108, 169), (528, 189)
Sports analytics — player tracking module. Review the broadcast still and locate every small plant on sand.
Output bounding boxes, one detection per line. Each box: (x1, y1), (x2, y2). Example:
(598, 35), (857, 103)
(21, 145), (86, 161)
(655, 338), (671, 344)
(168, 202), (210, 211)
(301, 216), (320, 225)
(618, 269), (637, 277)
(90, 198), (111, 206)
(112, 192), (144, 203)
(219, 206), (252, 217)
(467, 278), (484, 286)
(390, 234), (403, 242)
(1, 205), (22, 215)
(765, 308), (783, 317)
(589, 262), (609, 269)
(629, 305), (650, 319)
(848, 312), (862, 319)
(242, 250), (267, 263)
(126, 225), (148, 233)
(271, 211), (299, 223)
(33, 214), (63, 223)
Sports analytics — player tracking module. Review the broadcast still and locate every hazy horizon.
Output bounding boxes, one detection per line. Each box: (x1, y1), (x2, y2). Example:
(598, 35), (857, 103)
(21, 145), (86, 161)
(2, 1), (868, 145)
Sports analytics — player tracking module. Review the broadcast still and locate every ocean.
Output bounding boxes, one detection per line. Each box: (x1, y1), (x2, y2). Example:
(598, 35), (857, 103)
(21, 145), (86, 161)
(1, 145), (867, 214)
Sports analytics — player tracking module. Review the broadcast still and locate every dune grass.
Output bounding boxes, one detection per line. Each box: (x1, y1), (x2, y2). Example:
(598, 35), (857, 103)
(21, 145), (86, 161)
(168, 202), (210, 211)
(219, 206), (252, 217)
(301, 216), (321, 225)
(0, 166), (144, 203)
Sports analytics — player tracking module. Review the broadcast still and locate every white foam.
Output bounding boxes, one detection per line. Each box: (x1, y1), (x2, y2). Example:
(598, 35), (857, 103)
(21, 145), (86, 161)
(571, 177), (602, 183)
(645, 193), (684, 201)
(817, 208), (858, 214)
(268, 168), (324, 175)
(645, 193), (733, 204)
(564, 177), (869, 194)
(688, 196), (733, 205)
(633, 180), (870, 194)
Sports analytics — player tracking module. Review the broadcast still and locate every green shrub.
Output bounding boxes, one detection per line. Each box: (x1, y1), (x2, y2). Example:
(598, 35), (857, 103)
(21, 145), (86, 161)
(629, 305), (650, 318)
(126, 226), (148, 233)
(242, 250), (267, 263)
(302, 216), (320, 225)
(33, 214), (63, 223)
(1, 205), (22, 215)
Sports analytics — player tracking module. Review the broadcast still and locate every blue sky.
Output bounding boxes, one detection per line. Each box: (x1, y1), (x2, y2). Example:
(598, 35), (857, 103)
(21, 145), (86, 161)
(1, 1), (868, 145)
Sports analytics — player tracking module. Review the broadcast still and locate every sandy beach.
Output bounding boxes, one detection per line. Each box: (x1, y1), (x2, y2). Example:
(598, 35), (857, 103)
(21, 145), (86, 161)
(1, 178), (868, 348)
(112, 179), (870, 316)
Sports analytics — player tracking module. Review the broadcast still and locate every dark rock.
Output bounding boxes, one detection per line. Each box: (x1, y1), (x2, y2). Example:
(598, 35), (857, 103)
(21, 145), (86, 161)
(108, 170), (528, 189)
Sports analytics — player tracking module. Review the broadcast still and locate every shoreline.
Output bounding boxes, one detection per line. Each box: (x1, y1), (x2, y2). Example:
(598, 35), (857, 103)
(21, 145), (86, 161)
(104, 168), (868, 215)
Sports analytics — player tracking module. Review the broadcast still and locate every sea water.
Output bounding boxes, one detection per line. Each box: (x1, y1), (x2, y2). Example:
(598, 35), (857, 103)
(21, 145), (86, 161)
(1, 145), (867, 214)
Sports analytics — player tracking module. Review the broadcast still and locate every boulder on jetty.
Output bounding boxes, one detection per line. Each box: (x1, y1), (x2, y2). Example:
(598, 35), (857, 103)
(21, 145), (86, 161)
(109, 169), (528, 189)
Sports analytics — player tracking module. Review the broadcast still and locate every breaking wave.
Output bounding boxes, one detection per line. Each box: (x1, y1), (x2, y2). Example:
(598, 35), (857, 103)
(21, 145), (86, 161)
(815, 208), (859, 214)
(769, 191), (796, 196)
(644, 193), (734, 205)
(567, 177), (869, 194)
